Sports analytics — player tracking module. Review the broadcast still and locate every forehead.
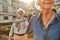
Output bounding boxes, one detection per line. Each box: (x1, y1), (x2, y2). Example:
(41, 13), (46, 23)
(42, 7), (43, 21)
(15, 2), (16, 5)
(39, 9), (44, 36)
(17, 10), (24, 15)
(18, 10), (23, 13)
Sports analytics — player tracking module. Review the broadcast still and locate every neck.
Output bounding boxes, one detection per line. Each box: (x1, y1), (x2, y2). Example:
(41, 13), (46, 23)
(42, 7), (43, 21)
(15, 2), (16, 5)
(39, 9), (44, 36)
(41, 9), (53, 17)
(41, 9), (55, 29)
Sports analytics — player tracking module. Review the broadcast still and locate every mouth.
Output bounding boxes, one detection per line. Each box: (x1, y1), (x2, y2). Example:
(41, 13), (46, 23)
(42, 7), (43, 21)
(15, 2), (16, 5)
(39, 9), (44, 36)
(43, 2), (53, 6)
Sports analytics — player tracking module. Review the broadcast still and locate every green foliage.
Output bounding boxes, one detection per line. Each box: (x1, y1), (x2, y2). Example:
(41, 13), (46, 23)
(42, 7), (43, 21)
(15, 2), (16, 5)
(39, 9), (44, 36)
(2, 25), (34, 38)
(2, 26), (11, 35)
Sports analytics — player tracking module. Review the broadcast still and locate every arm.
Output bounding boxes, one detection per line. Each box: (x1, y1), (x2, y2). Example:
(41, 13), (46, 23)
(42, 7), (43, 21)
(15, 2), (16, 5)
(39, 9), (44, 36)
(9, 23), (14, 40)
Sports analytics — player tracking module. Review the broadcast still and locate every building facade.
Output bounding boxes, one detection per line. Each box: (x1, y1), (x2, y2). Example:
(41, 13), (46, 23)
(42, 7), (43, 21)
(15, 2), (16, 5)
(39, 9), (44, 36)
(0, 0), (60, 25)
(55, 0), (60, 13)
(0, 0), (14, 25)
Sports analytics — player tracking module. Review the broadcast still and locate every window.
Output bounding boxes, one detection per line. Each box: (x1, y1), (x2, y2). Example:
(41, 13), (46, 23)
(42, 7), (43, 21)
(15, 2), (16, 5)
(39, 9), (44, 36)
(13, 16), (16, 19)
(2, 0), (8, 5)
(2, 6), (8, 13)
(4, 16), (8, 20)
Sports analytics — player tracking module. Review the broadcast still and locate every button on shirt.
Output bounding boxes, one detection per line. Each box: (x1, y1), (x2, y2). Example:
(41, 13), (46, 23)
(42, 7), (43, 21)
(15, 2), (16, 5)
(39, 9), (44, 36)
(9, 18), (28, 36)
(27, 13), (60, 40)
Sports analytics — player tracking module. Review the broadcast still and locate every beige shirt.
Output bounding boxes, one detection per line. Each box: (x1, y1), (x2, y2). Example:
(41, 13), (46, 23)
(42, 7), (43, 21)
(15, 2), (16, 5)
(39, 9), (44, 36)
(9, 18), (28, 36)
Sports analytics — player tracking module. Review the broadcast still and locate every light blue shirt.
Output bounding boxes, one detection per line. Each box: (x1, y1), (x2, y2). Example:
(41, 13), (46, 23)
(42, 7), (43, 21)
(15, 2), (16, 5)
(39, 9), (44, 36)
(27, 13), (60, 40)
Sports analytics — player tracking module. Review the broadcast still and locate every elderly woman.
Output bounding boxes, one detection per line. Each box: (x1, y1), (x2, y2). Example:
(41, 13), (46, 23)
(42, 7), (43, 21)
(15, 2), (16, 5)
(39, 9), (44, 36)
(9, 8), (28, 40)
(27, 0), (60, 40)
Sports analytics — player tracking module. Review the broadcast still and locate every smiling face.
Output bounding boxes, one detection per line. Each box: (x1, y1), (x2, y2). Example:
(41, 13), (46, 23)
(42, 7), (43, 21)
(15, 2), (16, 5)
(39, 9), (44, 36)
(36, 0), (54, 10)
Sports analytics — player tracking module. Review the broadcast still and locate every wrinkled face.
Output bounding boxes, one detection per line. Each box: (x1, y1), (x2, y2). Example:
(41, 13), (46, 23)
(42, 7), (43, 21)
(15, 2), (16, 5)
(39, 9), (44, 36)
(37, 0), (54, 10)
(17, 10), (23, 18)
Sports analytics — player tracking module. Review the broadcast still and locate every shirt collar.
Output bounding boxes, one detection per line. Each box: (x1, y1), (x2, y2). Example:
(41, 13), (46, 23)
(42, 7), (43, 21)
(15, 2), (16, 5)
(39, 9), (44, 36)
(37, 12), (59, 24)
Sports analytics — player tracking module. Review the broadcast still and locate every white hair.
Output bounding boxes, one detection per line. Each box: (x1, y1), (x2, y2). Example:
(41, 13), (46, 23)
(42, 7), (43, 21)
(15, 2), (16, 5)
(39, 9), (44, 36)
(35, 0), (41, 10)
(16, 8), (25, 14)
(35, 0), (55, 10)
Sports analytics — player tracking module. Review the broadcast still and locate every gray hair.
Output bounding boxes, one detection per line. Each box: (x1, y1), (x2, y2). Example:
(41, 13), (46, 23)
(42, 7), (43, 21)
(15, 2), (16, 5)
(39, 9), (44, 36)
(16, 8), (25, 14)
(35, 0), (41, 10)
(35, 0), (55, 10)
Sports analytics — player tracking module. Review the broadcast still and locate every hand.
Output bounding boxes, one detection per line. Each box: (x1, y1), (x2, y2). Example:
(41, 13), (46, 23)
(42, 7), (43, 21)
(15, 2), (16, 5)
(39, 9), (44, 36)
(8, 36), (13, 40)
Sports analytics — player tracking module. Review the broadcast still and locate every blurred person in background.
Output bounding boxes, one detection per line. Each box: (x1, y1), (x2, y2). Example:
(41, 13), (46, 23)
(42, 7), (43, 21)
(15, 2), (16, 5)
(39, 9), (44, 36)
(9, 8), (28, 40)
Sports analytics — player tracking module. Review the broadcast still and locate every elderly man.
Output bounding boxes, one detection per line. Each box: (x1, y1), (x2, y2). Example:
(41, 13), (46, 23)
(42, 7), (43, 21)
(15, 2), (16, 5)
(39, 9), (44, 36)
(9, 8), (28, 40)
(27, 0), (60, 40)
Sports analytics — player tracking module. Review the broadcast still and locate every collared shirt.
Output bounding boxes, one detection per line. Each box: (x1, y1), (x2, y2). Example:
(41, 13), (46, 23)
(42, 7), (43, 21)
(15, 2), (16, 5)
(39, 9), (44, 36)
(9, 17), (28, 36)
(27, 13), (60, 40)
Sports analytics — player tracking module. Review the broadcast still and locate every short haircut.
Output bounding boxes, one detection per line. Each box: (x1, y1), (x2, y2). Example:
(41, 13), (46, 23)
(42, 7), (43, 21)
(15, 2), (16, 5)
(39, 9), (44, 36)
(16, 8), (25, 14)
(35, 0), (41, 10)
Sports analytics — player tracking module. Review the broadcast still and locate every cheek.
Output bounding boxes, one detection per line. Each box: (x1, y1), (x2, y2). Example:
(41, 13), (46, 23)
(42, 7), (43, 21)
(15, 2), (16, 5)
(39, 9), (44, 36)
(18, 15), (21, 17)
(36, 1), (41, 7)
(37, 2), (40, 6)
(38, 2), (44, 6)
(52, 2), (54, 6)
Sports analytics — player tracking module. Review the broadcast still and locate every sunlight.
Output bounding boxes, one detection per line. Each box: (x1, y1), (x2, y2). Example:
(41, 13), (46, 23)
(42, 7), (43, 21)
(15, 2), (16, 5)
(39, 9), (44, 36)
(20, 0), (33, 3)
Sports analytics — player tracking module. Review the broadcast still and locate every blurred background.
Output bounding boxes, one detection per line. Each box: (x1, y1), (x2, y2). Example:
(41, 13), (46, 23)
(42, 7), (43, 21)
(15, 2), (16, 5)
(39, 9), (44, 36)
(0, 0), (60, 40)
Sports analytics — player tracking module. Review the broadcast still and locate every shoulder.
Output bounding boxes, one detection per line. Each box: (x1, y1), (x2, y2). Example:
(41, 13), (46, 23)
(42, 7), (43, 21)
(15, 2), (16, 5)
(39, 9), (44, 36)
(31, 13), (39, 19)
(57, 13), (60, 17)
(31, 13), (40, 20)
(23, 17), (28, 21)
(57, 13), (60, 20)
(29, 13), (39, 22)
